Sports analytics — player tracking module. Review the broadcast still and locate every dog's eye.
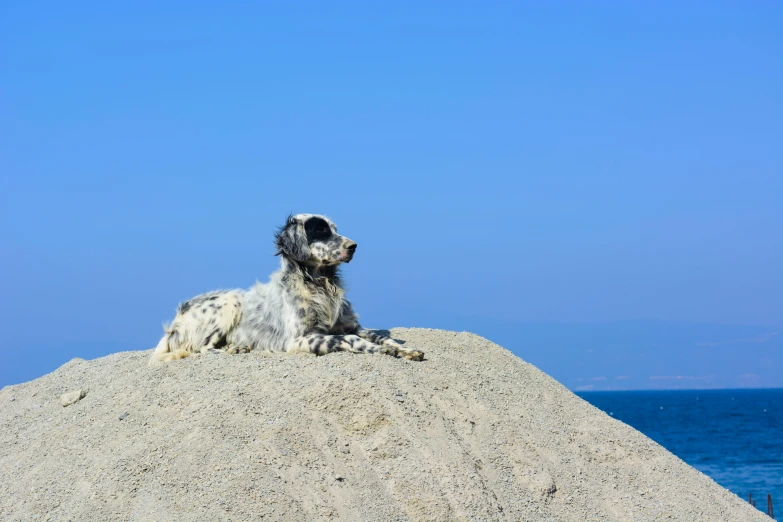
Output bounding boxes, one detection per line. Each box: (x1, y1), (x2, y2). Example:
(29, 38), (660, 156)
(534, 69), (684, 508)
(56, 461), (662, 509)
(305, 218), (332, 240)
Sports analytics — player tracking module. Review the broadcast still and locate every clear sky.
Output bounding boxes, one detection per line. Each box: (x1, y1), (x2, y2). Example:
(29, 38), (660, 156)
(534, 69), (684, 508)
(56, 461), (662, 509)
(1, 2), (781, 389)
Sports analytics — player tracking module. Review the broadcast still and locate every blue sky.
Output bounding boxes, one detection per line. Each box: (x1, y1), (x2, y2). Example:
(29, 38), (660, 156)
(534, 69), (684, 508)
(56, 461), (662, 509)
(1, 2), (781, 389)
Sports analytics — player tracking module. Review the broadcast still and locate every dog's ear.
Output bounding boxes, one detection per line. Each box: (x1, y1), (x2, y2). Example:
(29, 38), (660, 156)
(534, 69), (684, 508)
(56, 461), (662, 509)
(275, 215), (310, 262)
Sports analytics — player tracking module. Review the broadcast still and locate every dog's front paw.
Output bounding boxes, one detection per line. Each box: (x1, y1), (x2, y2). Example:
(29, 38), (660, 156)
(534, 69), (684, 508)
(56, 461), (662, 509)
(398, 348), (424, 361)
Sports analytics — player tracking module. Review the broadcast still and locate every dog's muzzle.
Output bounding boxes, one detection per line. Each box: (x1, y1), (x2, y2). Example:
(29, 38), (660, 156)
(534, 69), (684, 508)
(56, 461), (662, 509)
(343, 241), (357, 263)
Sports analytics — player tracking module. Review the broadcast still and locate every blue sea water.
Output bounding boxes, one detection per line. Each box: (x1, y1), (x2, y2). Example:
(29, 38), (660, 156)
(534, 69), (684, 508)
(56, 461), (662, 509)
(577, 389), (782, 516)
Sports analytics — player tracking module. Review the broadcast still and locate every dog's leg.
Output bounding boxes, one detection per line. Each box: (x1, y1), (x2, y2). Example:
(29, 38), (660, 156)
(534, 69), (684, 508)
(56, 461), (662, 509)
(149, 329), (190, 365)
(356, 328), (398, 346)
(225, 344), (251, 355)
(356, 328), (424, 361)
(289, 334), (391, 356)
(333, 301), (425, 361)
(149, 290), (243, 365)
(289, 334), (423, 360)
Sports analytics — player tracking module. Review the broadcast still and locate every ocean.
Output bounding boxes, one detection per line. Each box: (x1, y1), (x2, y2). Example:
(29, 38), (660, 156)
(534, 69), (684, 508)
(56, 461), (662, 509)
(578, 389), (782, 517)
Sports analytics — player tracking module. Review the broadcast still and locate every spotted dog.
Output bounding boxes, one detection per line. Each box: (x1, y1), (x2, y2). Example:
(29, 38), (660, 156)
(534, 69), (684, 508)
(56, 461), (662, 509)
(150, 214), (423, 364)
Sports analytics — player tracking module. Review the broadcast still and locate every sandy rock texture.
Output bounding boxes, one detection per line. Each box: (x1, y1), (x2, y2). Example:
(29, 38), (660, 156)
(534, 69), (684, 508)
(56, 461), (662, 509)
(59, 389), (86, 407)
(0, 328), (770, 521)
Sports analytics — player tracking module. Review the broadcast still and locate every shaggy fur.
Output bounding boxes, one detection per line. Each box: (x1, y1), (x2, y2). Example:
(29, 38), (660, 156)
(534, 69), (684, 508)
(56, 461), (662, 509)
(150, 214), (423, 364)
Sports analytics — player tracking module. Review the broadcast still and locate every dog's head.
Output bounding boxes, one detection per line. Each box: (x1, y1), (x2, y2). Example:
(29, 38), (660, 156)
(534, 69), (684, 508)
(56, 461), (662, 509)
(275, 214), (357, 266)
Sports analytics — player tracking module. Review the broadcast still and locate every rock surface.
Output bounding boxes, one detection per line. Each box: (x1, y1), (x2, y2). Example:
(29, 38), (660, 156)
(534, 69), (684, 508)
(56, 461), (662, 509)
(0, 328), (769, 521)
(60, 389), (86, 407)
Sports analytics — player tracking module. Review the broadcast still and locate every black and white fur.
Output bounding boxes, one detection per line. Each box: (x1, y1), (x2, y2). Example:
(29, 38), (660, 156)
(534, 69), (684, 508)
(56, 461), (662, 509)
(150, 213), (423, 364)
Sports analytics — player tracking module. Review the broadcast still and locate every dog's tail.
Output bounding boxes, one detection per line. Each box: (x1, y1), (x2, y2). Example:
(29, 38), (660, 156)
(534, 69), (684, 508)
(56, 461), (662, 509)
(148, 324), (191, 365)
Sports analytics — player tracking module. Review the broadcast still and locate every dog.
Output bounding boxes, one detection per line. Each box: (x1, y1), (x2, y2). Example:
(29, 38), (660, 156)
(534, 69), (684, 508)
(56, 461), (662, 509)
(150, 213), (424, 364)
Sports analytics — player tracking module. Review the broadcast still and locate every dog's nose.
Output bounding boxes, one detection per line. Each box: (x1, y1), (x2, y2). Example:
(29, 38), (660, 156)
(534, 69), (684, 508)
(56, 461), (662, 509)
(345, 241), (357, 252)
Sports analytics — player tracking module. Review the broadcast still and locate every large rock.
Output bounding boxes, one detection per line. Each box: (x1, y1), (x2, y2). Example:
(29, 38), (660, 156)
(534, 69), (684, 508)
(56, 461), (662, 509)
(0, 328), (769, 521)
